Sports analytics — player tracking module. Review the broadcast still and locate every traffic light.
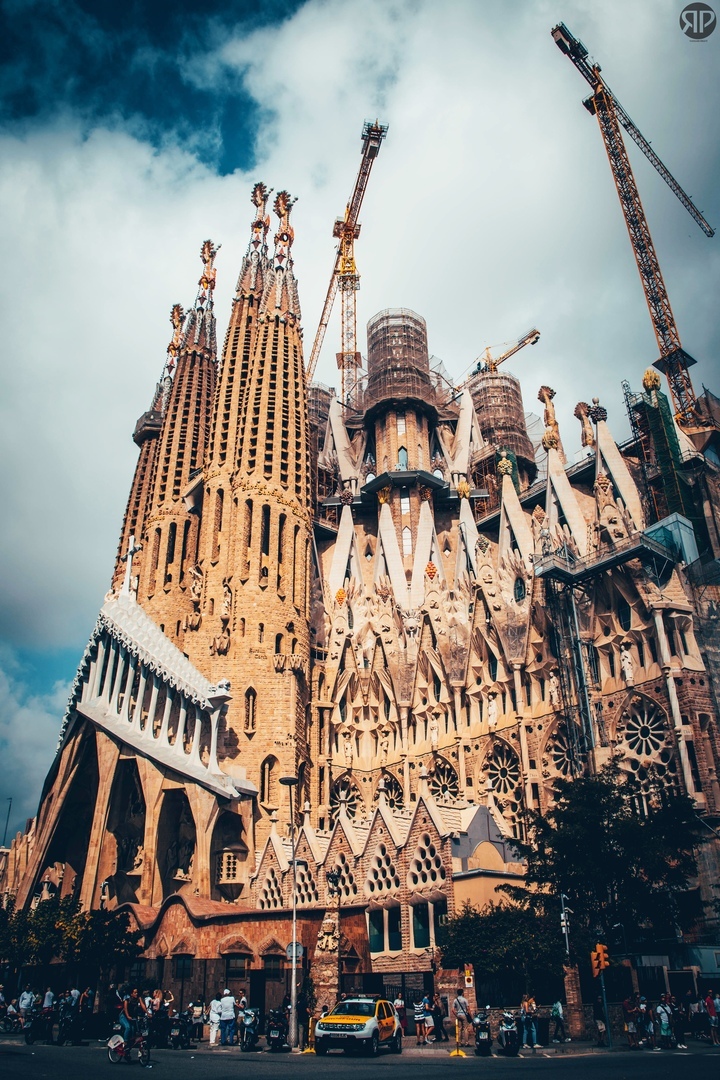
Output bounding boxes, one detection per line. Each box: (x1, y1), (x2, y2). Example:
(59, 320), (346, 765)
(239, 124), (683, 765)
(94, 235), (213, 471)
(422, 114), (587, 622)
(560, 912), (569, 931)
(591, 943), (610, 977)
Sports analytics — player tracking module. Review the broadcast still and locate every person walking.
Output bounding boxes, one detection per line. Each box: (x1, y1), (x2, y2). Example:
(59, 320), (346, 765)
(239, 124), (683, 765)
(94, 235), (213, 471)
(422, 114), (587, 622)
(551, 998), (569, 1042)
(413, 999), (427, 1046)
(670, 995), (686, 1049)
(638, 996), (654, 1048)
(656, 993), (676, 1049)
(18, 985), (34, 1027)
(393, 993), (407, 1033)
(705, 988), (719, 1046)
(520, 994), (539, 1048)
(622, 992), (639, 1049)
(593, 995), (607, 1046)
(208, 992), (222, 1047)
(432, 993), (449, 1042)
(452, 988), (471, 1047)
(219, 989), (236, 1046)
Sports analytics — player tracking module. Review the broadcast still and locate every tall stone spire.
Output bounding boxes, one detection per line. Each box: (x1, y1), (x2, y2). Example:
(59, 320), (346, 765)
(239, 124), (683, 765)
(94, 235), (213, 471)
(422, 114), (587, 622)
(184, 187), (312, 839)
(111, 324), (178, 594)
(137, 244), (219, 637)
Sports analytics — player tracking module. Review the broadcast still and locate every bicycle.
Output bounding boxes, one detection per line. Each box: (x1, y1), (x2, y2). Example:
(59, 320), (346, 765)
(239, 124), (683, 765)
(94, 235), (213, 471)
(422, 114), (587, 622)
(108, 1017), (152, 1067)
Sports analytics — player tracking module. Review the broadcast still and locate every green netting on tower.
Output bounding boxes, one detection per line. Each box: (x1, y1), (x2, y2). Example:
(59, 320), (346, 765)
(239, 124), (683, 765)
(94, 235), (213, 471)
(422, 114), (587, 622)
(496, 447), (520, 494)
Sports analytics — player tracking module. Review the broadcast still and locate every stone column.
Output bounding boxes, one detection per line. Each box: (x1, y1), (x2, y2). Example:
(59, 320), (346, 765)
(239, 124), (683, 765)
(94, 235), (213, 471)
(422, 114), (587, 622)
(514, 665), (534, 808)
(653, 612), (697, 798)
(79, 731), (122, 909)
(563, 964), (584, 1038)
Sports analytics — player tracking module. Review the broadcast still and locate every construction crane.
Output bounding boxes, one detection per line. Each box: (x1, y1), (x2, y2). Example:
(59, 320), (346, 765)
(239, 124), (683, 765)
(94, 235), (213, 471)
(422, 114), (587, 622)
(459, 327), (540, 387)
(305, 120), (388, 400)
(551, 22), (714, 428)
(477, 327), (540, 374)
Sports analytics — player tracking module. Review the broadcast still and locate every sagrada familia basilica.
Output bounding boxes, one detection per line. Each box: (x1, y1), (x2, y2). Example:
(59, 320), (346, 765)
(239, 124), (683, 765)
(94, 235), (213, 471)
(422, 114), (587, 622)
(2, 174), (719, 1012)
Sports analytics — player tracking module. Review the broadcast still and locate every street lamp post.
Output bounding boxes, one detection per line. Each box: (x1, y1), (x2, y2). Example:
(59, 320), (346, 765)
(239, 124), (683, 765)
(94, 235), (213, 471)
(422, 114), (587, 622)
(280, 775), (299, 1050)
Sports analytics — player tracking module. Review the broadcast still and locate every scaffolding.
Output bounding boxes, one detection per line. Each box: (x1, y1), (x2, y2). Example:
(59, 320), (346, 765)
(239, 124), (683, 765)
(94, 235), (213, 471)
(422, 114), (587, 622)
(468, 369), (537, 485)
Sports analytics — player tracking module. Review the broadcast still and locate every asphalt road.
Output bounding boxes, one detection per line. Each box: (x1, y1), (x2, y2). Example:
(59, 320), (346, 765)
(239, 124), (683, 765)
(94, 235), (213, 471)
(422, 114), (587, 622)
(1, 1041), (718, 1080)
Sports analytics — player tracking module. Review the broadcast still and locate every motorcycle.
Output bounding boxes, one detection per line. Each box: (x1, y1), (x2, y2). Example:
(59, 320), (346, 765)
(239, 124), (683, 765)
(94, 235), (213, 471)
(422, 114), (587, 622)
(24, 1005), (54, 1045)
(3, 1012), (23, 1034)
(169, 1009), (194, 1050)
(56, 998), (82, 1046)
(265, 1008), (289, 1051)
(240, 1007), (261, 1051)
(496, 1011), (520, 1057)
(472, 1007), (493, 1056)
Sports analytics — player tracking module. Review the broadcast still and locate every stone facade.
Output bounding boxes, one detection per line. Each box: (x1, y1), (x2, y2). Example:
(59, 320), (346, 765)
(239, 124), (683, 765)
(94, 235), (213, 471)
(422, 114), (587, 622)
(2, 180), (720, 1012)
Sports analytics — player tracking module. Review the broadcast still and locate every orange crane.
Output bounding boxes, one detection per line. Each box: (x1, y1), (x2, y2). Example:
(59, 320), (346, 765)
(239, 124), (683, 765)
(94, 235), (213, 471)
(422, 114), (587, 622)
(305, 120), (388, 400)
(551, 23), (714, 428)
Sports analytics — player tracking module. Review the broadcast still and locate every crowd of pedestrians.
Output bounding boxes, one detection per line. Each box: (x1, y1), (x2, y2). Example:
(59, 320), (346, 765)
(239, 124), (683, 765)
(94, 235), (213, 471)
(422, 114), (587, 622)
(620, 989), (720, 1050)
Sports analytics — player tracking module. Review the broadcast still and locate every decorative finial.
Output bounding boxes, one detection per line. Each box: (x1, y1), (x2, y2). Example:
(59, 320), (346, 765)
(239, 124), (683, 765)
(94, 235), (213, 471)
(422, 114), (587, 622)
(166, 303), (185, 374)
(273, 190), (297, 269)
(574, 402), (595, 448)
(642, 368), (661, 393)
(250, 182), (272, 249)
(197, 240), (220, 306)
(588, 398), (607, 424)
(457, 478), (471, 498)
(496, 451), (513, 477)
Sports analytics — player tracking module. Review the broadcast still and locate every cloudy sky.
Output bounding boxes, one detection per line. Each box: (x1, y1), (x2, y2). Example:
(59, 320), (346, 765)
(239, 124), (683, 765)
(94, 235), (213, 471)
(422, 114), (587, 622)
(0, 0), (718, 841)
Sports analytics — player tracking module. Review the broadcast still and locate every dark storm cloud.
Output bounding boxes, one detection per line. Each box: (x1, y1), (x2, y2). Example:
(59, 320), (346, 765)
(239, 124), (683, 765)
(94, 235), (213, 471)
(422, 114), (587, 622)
(0, 0), (306, 172)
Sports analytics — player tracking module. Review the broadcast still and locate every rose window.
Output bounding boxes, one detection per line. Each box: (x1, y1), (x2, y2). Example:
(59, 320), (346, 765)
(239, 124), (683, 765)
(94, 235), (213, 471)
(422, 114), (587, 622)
(374, 774), (404, 810)
(546, 724), (580, 777)
(365, 843), (401, 896)
(330, 778), (362, 820)
(429, 759), (459, 802)
(623, 698), (666, 757)
(486, 742), (521, 796)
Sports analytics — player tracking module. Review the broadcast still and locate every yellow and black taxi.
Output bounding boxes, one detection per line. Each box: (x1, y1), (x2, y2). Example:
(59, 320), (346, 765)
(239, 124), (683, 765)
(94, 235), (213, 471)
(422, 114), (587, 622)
(314, 996), (402, 1055)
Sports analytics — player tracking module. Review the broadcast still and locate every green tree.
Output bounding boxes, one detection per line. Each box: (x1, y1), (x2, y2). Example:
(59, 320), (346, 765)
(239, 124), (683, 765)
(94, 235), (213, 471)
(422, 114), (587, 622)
(440, 901), (567, 992)
(500, 763), (704, 954)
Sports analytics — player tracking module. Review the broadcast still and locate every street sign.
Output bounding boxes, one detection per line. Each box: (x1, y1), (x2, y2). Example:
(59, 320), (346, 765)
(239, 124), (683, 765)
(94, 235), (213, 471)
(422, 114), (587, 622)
(286, 942), (304, 960)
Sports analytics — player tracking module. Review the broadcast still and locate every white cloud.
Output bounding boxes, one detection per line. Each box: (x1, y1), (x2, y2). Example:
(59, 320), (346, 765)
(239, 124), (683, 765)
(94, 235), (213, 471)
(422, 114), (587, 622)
(0, 0), (718, 668)
(0, 645), (71, 840)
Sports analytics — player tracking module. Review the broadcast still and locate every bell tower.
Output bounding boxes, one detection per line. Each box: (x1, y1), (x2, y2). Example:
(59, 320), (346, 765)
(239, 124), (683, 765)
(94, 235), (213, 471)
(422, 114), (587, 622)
(183, 187), (312, 833)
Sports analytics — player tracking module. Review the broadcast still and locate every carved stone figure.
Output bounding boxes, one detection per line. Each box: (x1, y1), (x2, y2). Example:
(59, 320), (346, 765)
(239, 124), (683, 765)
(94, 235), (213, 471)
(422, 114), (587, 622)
(486, 693), (499, 731)
(342, 731), (353, 769)
(379, 729), (389, 766)
(316, 913), (340, 952)
(574, 401), (595, 448)
(549, 670), (561, 709)
(429, 712), (440, 751)
(222, 580), (232, 618)
(620, 643), (635, 685)
(538, 384), (566, 463)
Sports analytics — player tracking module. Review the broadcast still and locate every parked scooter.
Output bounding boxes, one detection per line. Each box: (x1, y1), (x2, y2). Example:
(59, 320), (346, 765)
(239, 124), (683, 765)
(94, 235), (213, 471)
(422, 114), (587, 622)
(472, 1007), (493, 1056)
(496, 1011), (520, 1056)
(169, 1009), (194, 1050)
(56, 997), (82, 1046)
(240, 1008), (261, 1051)
(265, 1008), (289, 1051)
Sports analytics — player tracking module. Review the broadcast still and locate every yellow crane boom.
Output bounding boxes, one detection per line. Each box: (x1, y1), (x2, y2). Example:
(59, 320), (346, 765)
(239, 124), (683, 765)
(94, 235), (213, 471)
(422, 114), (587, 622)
(305, 120), (388, 398)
